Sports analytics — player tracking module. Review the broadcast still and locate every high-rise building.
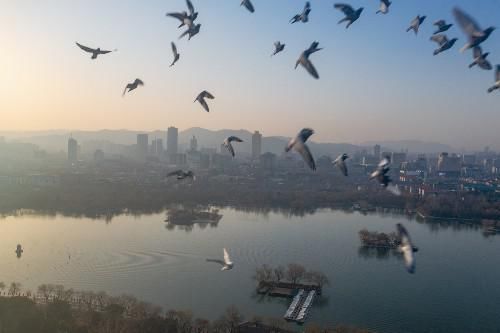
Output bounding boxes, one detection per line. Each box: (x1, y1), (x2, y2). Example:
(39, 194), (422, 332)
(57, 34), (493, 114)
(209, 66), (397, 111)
(190, 136), (198, 152)
(252, 131), (262, 159)
(151, 138), (164, 156)
(137, 134), (149, 160)
(167, 127), (178, 162)
(68, 137), (78, 163)
(373, 144), (381, 158)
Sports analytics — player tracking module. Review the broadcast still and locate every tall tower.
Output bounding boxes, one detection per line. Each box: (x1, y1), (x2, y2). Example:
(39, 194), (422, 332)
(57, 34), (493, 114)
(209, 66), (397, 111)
(167, 127), (179, 163)
(190, 136), (198, 152)
(68, 136), (78, 163)
(137, 134), (149, 160)
(374, 144), (381, 158)
(252, 131), (262, 159)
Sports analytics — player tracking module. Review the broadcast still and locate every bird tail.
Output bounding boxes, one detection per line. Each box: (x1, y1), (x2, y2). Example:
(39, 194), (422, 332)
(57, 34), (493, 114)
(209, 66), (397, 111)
(337, 18), (348, 25)
(487, 86), (496, 93)
(468, 62), (476, 68)
(122, 88), (127, 97)
(376, 10), (381, 14)
(433, 50), (440, 56)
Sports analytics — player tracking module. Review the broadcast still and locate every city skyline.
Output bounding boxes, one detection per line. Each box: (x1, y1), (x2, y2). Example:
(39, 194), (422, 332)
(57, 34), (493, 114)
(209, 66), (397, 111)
(1, 1), (499, 150)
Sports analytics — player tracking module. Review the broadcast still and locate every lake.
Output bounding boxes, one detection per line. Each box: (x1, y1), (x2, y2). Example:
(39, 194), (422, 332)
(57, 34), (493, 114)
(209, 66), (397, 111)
(0, 208), (498, 333)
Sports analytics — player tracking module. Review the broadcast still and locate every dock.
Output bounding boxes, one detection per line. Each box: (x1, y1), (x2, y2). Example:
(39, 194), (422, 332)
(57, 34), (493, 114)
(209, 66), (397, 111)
(283, 289), (316, 324)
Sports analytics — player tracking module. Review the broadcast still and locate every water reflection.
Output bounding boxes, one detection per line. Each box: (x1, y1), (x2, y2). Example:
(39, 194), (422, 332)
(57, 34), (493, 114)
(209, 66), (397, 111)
(164, 205), (223, 232)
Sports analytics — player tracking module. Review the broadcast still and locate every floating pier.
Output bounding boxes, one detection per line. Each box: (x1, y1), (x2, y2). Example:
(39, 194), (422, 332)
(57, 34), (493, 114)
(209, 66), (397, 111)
(283, 289), (316, 324)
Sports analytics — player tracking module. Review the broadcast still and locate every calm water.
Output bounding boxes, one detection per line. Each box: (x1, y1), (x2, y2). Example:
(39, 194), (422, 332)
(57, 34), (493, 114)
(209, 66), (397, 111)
(0, 208), (499, 333)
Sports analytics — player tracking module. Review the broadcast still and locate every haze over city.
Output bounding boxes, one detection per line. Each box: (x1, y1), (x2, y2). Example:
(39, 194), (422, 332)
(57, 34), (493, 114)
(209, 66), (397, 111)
(1, 0), (499, 150)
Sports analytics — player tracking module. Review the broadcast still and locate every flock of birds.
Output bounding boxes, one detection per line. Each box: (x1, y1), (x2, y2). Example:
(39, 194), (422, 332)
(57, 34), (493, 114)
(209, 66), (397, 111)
(72, 1), (499, 275)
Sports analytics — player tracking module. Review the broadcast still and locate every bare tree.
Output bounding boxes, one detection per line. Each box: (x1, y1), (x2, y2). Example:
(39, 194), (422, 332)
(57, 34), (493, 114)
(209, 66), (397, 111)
(286, 264), (306, 285)
(273, 266), (285, 282)
(224, 305), (244, 333)
(194, 318), (210, 333)
(8, 282), (22, 296)
(253, 264), (273, 283)
(308, 271), (330, 289)
(0, 282), (5, 295)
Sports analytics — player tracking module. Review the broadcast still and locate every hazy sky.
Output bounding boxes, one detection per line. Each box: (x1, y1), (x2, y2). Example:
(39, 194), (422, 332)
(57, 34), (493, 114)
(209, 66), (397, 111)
(1, 0), (499, 149)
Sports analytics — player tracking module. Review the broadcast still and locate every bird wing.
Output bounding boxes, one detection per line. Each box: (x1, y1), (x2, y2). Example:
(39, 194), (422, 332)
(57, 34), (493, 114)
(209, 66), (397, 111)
(401, 243), (415, 273)
(228, 136), (243, 143)
(334, 158), (348, 176)
(166, 12), (188, 22)
(201, 91), (215, 99)
(206, 259), (225, 266)
(97, 49), (112, 55)
(186, 0), (195, 16)
(75, 42), (96, 53)
(243, 0), (255, 13)
(304, 1), (311, 12)
(472, 46), (482, 58)
(171, 42), (178, 56)
(167, 170), (183, 177)
(198, 98), (210, 112)
(223, 248), (232, 265)
(378, 157), (390, 169)
(496, 65), (500, 82)
(334, 3), (355, 16)
(122, 84), (131, 96)
(294, 141), (316, 171)
(225, 141), (235, 157)
(386, 184), (401, 196)
(135, 79), (144, 86)
(431, 34), (448, 45)
(453, 7), (485, 38)
(302, 58), (319, 79)
(434, 19), (445, 28)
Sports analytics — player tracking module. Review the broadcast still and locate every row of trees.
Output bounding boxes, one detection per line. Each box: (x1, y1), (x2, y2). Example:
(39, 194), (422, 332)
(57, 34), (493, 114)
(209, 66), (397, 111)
(253, 263), (330, 288)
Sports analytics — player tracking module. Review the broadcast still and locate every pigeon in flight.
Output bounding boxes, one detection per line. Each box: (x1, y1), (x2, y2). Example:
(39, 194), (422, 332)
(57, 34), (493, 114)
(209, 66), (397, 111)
(241, 0), (255, 13)
(170, 42), (180, 67)
(290, 2), (311, 24)
(487, 65), (500, 93)
(406, 15), (426, 35)
(334, 4), (363, 29)
(166, 0), (198, 28)
(166, 170), (195, 180)
(122, 79), (144, 96)
(469, 47), (492, 70)
(272, 41), (286, 56)
(179, 23), (201, 40)
(430, 34), (458, 56)
(194, 91), (215, 112)
(453, 7), (495, 53)
(376, 0), (391, 14)
(396, 224), (417, 274)
(370, 157), (400, 195)
(223, 136), (244, 158)
(285, 128), (316, 171)
(207, 248), (234, 271)
(75, 42), (115, 59)
(433, 20), (453, 35)
(333, 153), (349, 176)
(295, 41), (322, 79)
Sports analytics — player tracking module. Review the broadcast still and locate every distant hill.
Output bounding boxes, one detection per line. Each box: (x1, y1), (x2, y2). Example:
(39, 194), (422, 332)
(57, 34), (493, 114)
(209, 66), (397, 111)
(0, 129), (455, 156)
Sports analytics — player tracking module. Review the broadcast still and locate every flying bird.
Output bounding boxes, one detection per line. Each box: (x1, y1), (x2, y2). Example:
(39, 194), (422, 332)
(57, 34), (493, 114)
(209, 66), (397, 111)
(295, 41), (323, 79)
(430, 34), (458, 55)
(370, 157), (400, 195)
(406, 15), (426, 35)
(194, 91), (215, 112)
(122, 79), (144, 96)
(433, 20), (453, 35)
(376, 0), (391, 14)
(241, 0), (255, 13)
(285, 128), (316, 171)
(166, 0), (198, 28)
(207, 248), (234, 271)
(334, 4), (363, 29)
(290, 2), (311, 24)
(333, 153), (349, 176)
(469, 47), (492, 70)
(223, 136), (244, 158)
(166, 170), (195, 180)
(75, 42), (115, 59)
(396, 224), (417, 274)
(170, 42), (180, 67)
(179, 24), (201, 40)
(487, 65), (500, 93)
(453, 7), (495, 53)
(272, 41), (286, 56)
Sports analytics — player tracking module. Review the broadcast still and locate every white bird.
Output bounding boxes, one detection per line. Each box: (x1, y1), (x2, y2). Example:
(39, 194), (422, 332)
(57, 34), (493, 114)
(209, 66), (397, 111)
(179, 23), (201, 40)
(207, 248), (234, 271)
(333, 153), (349, 176)
(194, 91), (215, 112)
(223, 136), (244, 158)
(166, 170), (195, 180)
(376, 0), (391, 14)
(290, 2), (311, 24)
(122, 79), (144, 96)
(453, 7), (495, 53)
(487, 65), (500, 93)
(285, 128), (316, 171)
(430, 34), (458, 56)
(75, 42), (115, 59)
(295, 41), (322, 79)
(272, 41), (285, 56)
(170, 42), (180, 67)
(334, 3), (363, 29)
(433, 20), (453, 35)
(469, 47), (492, 70)
(406, 15), (426, 35)
(396, 224), (417, 274)
(241, 0), (255, 13)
